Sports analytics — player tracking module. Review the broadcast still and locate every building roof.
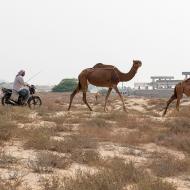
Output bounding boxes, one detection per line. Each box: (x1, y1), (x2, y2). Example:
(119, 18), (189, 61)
(150, 76), (174, 80)
(182, 72), (190, 75)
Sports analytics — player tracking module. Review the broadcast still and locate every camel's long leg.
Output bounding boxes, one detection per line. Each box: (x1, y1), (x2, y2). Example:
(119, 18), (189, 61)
(68, 85), (80, 111)
(104, 88), (112, 112)
(163, 94), (176, 116)
(113, 85), (126, 112)
(83, 92), (92, 111)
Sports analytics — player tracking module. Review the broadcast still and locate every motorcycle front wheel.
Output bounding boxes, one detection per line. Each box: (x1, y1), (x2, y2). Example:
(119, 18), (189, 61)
(28, 96), (42, 109)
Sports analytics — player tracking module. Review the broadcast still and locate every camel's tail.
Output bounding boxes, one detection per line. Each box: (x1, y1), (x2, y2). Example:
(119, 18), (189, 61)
(68, 81), (82, 111)
(173, 86), (177, 98)
(78, 81), (82, 91)
(162, 83), (181, 116)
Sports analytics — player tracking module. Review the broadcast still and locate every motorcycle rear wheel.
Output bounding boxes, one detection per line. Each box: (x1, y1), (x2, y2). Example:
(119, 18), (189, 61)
(1, 96), (11, 106)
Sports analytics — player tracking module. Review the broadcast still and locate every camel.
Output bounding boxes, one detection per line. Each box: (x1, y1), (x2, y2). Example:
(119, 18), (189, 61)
(95, 92), (100, 102)
(163, 78), (190, 116)
(93, 63), (119, 103)
(68, 60), (142, 111)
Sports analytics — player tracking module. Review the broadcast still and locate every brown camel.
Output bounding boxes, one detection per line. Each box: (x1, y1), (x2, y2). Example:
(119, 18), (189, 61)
(68, 60), (142, 111)
(163, 78), (190, 116)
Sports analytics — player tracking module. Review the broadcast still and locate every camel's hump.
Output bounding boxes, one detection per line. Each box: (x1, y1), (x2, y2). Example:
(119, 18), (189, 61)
(93, 63), (115, 69)
(93, 63), (104, 68)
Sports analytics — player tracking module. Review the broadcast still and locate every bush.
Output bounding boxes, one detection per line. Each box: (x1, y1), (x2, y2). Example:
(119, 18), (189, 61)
(52, 78), (78, 92)
(28, 151), (71, 173)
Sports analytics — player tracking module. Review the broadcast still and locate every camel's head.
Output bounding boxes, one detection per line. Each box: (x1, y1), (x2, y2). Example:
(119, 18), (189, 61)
(133, 60), (142, 69)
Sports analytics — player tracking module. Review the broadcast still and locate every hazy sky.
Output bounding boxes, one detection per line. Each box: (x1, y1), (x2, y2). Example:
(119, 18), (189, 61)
(0, 0), (189, 86)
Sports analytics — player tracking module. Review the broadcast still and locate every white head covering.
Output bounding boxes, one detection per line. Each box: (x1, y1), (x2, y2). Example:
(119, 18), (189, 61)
(17, 70), (25, 76)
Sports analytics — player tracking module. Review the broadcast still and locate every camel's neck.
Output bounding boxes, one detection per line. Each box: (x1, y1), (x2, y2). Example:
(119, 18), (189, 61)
(117, 66), (138, 82)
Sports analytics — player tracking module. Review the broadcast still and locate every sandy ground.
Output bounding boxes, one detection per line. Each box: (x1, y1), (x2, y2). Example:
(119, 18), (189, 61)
(0, 94), (190, 190)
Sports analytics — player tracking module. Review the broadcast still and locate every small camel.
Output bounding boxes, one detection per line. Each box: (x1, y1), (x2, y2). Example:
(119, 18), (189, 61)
(95, 92), (100, 102)
(68, 60), (142, 111)
(163, 78), (190, 116)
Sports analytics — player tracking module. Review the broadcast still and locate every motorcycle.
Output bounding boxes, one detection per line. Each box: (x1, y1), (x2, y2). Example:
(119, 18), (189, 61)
(1, 85), (42, 108)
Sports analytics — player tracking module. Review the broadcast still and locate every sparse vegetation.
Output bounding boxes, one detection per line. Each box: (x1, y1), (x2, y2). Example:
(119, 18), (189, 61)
(133, 177), (177, 190)
(0, 93), (189, 189)
(71, 149), (101, 165)
(40, 158), (176, 190)
(0, 115), (17, 143)
(28, 151), (71, 173)
(41, 158), (143, 190)
(0, 172), (29, 190)
(149, 153), (189, 177)
(157, 117), (190, 153)
(23, 127), (54, 150)
(0, 149), (17, 168)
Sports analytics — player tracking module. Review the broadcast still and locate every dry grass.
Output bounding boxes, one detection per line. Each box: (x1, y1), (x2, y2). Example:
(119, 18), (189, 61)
(0, 171), (30, 190)
(0, 149), (17, 168)
(63, 169), (124, 190)
(41, 158), (143, 190)
(79, 118), (112, 141)
(0, 115), (17, 144)
(0, 93), (188, 190)
(42, 115), (74, 133)
(40, 157), (176, 190)
(157, 117), (190, 153)
(169, 106), (190, 118)
(28, 151), (71, 173)
(132, 177), (176, 190)
(40, 176), (61, 190)
(149, 153), (190, 177)
(112, 120), (165, 146)
(22, 120), (97, 158)
(50, 135), (97, 154)
(10, 108), (32, 124)
(23, 127), (55, 151)
(102, 157), (144, 183)
(71, 149), (101, 165)
(159, 134), (190, 154)
(42, 115), (66, 124)
(147, 98), (167, 111)
(0, 106), (32, 123)
(98, 111), (130, 122)
(35, 92), (68, 117)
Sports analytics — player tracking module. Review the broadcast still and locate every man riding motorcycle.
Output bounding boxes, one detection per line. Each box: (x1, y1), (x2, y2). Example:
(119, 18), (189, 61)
(12, 70), (29, 103)
(1, 70), (42, 108)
